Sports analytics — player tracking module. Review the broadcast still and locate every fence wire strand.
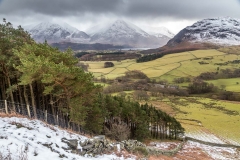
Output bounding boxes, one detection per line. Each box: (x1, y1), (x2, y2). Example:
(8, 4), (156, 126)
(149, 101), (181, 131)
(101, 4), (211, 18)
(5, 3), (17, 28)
(0, 100), (87, 135)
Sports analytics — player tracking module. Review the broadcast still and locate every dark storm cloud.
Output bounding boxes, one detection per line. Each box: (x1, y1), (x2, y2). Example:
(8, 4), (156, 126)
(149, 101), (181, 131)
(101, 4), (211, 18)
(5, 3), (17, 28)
(0, 0), (239, 19)
(0, 0), (124, 16)
(124, 0), (240, 19)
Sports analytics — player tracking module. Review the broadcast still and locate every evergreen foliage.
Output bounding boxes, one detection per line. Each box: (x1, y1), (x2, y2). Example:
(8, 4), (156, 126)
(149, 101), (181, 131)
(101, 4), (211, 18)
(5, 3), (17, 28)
(136, 53), (166, 63)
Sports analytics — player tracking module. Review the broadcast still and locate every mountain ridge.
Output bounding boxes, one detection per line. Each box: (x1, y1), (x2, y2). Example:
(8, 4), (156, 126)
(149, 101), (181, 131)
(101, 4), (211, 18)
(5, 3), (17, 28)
(167, 17), (240, 47)
(27, 21), (90, 43)
(25, 20), (172, 48)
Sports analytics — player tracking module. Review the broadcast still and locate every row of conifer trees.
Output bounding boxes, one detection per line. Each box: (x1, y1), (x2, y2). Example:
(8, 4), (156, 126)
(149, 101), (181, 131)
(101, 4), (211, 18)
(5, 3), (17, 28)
(0, 19), (184, 141)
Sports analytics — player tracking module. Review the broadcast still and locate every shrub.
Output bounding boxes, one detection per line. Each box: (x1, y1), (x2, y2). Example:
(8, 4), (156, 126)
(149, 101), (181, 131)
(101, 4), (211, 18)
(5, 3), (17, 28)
(104, 62), (114, 68)
(133, 146), (149, 157)
(104, 118), (130, 141)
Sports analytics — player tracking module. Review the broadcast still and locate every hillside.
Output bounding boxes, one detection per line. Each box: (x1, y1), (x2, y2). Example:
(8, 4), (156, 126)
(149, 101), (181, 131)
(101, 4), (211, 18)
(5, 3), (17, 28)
(27, 22), (90, 43)
(89, 20), (169, 48)
(0, 116), (134, 160)
(142, 17), (240, 55)
(0, 116), (239, 160)
(168, 17), (240, 47)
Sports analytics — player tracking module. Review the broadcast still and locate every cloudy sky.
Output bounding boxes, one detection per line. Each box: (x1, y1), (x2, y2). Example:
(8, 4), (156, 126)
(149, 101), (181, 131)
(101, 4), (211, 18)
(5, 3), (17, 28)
(0, 0), (240, 34)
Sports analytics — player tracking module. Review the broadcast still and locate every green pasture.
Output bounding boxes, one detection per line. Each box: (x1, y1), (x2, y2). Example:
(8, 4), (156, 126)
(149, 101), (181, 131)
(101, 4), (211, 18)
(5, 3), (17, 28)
(160, 51), (240, 83)
(207, 78), (240, 92)
(163, 97), (240, 145)
(85, 49), (240, 93)
(190, 49), (226, 58)
(85, 49), (230, 81)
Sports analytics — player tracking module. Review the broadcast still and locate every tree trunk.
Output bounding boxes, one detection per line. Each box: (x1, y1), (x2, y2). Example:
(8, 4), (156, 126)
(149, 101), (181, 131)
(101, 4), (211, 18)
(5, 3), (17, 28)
(7, 76), (16, 112)
(50, 95), (56, 123)
(0, 78), (6, 100)
(29, 83), (37, 118)
(17, 85), (24, 113)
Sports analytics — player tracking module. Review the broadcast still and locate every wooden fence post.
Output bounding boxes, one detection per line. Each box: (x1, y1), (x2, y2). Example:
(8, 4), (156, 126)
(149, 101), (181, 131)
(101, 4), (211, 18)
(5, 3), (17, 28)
(56, 112), (59, 126)
(27, 104), (31, 118)
(45, 110), (47, 122)
(4, 100), (8, 114)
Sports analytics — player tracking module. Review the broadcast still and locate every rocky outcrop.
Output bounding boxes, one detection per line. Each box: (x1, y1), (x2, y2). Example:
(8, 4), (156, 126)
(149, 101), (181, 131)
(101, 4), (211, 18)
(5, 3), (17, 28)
(61, 135), (185, 157)
(78, 136), (113, 156)
(147, 142), (184, 156)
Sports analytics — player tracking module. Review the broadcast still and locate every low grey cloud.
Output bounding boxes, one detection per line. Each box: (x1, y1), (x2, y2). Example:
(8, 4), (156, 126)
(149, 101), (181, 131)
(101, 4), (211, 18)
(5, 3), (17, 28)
(0, 0), (123, 16)
(0, 0), (239, 20)
(0, 0), (239, 33)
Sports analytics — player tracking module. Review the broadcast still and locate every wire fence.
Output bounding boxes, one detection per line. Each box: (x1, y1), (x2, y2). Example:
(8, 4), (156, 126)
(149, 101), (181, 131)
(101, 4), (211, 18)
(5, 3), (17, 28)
(0, 100), (239, 148)
(0, 100), (87, 135)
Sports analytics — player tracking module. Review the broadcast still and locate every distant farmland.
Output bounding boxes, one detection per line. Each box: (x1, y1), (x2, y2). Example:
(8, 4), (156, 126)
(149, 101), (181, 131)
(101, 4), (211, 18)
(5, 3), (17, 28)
(85, 49), (231, 80)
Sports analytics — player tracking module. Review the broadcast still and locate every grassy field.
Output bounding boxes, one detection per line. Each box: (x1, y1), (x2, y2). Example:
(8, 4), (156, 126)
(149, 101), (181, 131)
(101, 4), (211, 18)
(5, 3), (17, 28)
(207, 78), (240, 92)
(150, 97), (240, 145)
(85, 49), (227, 79)
(85, 49), (240, 91)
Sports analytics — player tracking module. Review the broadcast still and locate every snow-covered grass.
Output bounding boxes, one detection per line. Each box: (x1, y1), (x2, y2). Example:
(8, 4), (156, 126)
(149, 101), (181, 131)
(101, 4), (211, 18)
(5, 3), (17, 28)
(185, 132), (226, 144)
(185, 141), (240, 160)
(150, 141), (240, 160)
(0, 117), (134, 160)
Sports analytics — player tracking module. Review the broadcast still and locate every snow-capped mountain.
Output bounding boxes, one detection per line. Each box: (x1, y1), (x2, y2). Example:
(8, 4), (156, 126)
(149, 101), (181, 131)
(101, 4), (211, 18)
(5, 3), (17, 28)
(89, 20), (169, 48)
(26, 22), (90, 43)
(145, 26), (175, 38)
(25, 20), (172, 48)
(167, 17), (240, 46)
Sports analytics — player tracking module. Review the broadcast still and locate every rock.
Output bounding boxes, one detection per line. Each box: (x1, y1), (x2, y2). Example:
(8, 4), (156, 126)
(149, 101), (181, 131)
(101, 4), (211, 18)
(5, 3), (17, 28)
(67, 139), (78, 150)
(61, 138), (78, 150)
(79, 140), (87, 146)
(93, 135), (105, 141)
(78, 150), (86, 156)
(82, 144), (94, 150)
(46, 135), (51, 138)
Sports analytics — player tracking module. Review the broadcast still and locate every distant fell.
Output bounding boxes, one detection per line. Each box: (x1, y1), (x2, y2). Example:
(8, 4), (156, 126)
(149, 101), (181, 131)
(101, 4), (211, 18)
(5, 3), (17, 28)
(89, 20), (169, 48)
(142, 17), (240, 55)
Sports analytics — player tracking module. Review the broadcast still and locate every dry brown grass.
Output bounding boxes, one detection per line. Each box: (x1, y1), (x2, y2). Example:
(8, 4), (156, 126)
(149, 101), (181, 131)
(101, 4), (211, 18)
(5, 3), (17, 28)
(0, 112), (26, 118)
(148, 101), (176, 116)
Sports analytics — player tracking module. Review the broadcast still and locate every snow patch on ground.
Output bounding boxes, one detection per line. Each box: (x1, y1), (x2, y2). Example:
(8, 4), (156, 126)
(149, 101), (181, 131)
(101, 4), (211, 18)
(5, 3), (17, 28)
(185, 141), (240, 160)
(0, 117), (134, 160)
(150, 141), (240, 160)
(185, 132), (226, 144)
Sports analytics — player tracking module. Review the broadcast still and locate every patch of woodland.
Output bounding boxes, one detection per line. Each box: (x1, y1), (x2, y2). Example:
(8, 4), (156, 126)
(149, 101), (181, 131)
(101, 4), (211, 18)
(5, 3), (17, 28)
(78, 51), (140, 61)
(196, 68), (240, 80)
(51, 42), (125, 51)
(187, 78), (240, 102)
(103, 70), (189, 98)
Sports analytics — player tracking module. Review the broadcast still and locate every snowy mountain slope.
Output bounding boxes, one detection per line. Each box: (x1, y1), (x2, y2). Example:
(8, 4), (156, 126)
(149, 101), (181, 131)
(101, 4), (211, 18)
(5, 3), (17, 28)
(26, 20), (172, 48)
(145, 26), (175, 38)
(0, 117), (133, 160)
(167, 17), (240, 46)
(26, 22), (90, 43)
(90, 20), (169, 48)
